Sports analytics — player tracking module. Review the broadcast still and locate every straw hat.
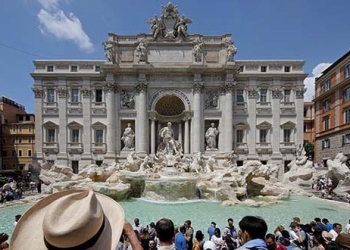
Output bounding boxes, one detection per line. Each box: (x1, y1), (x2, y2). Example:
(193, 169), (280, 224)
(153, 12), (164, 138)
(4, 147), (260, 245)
(10, 189), (125, 250)
(336, 233), (350, 249)
(322, 231), (333, 242)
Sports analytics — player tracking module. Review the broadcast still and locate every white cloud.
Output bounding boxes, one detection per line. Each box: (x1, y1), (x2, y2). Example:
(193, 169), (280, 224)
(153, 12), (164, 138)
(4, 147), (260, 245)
(303, 63), (331, 101)
(36, 0), (94, 53)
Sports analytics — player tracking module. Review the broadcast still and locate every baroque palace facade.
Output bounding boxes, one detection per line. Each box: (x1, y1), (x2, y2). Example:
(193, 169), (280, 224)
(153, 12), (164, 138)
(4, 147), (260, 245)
(31, 3), (307, 173)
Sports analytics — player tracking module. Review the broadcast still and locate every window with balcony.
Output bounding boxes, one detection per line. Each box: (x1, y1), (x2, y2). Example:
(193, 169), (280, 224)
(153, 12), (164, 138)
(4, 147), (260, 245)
(71, 129), (80, 143)
(283, 129), (291, 143)
(47, 129), (56, 143)
(47, 65), (54, 72)
(324, 79), (331, 92)
(28, 125), (32, 132)
(259, 89), (267, 103)
(323, 116), (330, 130)
(28, 137), (32, 143)
(323, 98), (331, 111)
(345, 108), (350, 123)
(95, 129), (104, 144)
(28, 150), (32, 157)
(344, 87), (350, 102)
(284, 89), (291, 103)
(95, 89), (103, 103)
(345, 63), (350, 79)
(71, 88), (79, 104)
(47, 88), (55, 103)
(322, 139), (330, 149)
(236, 89), (244, 104)
(236, 130), (244, 143)
(259, 129), (267, 143)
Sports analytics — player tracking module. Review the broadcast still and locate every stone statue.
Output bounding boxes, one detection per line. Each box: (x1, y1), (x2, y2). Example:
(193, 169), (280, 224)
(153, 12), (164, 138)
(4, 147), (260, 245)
(295, 144), (308, 166)
(158, 122), (179, 155)
(103, 41), (116, 63)
(138, 156), (151, 172)
(135, 41), (147, 63)
(189, 152), (204, 174)
(205, 123), (219, 150)
(175, 14), (192, 39)
(193, 42), (204, 62)
(224, 150), (237, 168)
(204, 154), (217, 174)
(121, 91), (135, 109)
(226, 41), (237, 63)
(147, 15), (164, 40)
(121, 123), (135, 150)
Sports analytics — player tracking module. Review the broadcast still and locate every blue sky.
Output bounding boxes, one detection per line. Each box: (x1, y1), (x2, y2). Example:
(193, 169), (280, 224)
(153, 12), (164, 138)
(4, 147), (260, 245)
(0, 0), (349, 113)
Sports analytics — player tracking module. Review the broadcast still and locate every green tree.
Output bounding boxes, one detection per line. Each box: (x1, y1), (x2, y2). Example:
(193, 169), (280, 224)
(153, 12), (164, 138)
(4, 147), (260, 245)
(304, 142), (314, 160)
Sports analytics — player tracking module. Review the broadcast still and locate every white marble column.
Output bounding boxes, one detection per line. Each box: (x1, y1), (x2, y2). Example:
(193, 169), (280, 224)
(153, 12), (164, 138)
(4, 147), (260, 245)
(135, 80), (148, 154)
(192, 80), (203, 153)
(57, 79), (68, 165)
(81, 79), (92, 165)
(247, 80), (259, 160)
(150, 118), (156, 155)
(31, 85), (43, 160)
(104, 81), (117, 160)
(223, 81), (234, 152)
(178, 121), (182, 145)
(184, 118), (190, 154)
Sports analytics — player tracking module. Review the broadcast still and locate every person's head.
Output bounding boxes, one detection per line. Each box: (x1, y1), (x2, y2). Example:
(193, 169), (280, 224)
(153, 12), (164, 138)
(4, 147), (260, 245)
(203, 241), (216, 250)
(179, 225), (186, 234)
(155, 218), (175, 244)
(333, 223), (342, 234)
(150, 222), (155, 228)
(281, 230), (290, 239)
(195, 230), (204, 242)
(228, 218), (234, 227)
(134, 218), (140, 226)
(149, 239), (156, 249)
(211, 222), (216, 228)
(142, 228), (149, 235)
(290, 222), (299, 232)
(336, 233), (350, 250)
(214, 228), (221, 237)
(293, 217), (300, 224)
(322, 218), (329, 224)
(313, 228), (327, 247)
(265, 234), (277, 250)
(239, 216), (268, 242)
(0, 233), (9, 243)
(184, 220), (191, 228)
(274, 225), (284, 233)
(314, 217), (321, 223)
(9, 190), (125, 250)
(15, 214), (21, 222)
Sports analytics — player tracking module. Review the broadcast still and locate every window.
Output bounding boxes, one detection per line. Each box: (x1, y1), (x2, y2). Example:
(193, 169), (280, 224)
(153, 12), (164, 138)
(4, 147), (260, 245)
(324, 79), (331, 92)
(47, 88), (55, 103)
(18, 150), (22, 157)
(345, 63), (350, 79)
(95, 129), (104, 144)
(29, 125), (32, 132)
(2, 151), (7, 157)
(322, 139), (330, 149)
(260, 89), (267, 103)
(95, 66), (101, 72)
(284, 66), (290, 72)
(343, 133), (350, 145)
(47, 65), (54, 72)
(28, 150), (32, 157)
(345, 108), (350, 123)
(323, 98), (331, 111)
(28, 137), (32, 143)
(260, 66), (267, 72)
(18, 138), (22, 143)
(71, 88), (79, 103)
(236, 90), (244, 103)
(95, 89), (103, 103)
(236, 130), (244, 143)
(239, 66), (244, 72)
(259, 129), (267, 143)
(12, 125), (16, 132)
(283, 129), (291, 143)
(284, 89), (291, 102)
(71, 129), (80, 143)
(344, 87), (350, 102)
(19, 126), (22, 132)
(71, 65), (78, 72)
(323, 116), (330, 130)
(47, 129), (56, 143)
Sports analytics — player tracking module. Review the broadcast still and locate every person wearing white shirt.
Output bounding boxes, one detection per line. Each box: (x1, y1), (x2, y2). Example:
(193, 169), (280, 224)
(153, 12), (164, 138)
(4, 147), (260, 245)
(329, 223), (342, 241)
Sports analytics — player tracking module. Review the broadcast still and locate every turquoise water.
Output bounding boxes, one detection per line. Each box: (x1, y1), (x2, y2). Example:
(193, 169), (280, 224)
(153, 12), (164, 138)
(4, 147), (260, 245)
(1, 197), (350, 239)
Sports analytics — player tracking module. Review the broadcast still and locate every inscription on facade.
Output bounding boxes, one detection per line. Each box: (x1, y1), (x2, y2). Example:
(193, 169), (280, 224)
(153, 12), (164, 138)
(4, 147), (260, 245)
(148, 49), (192, 63)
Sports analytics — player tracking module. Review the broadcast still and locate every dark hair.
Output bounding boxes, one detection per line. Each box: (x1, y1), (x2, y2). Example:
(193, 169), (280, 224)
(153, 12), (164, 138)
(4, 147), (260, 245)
(156, 218), (175, 242)
(314, 218), (321, 223)
(214, 228), (221, 237)
(195, 230), (204, 241)
(313, 228), (327, 249)
(281, 230), (290, 239)
(180, 225), (186, 234)
(265, 234), (275, 241)
(185, 220), (191, 226)
(228, 218), (233, 223)
(322, 218), (329, 224)
(333, 223), (341, 229)
(238, 216), (267, 240)
(150, 222), (155, 228)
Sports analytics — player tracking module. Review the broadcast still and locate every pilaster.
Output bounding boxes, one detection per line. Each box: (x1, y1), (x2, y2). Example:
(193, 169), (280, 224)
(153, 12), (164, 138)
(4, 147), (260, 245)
(56, 79), (68, 165)
(246, 79), (259, 160)
(32, 86), (44, 160)
(135, 74), (148, 154)
(192, 75), (203, 153)
(81, 78), (92, 166)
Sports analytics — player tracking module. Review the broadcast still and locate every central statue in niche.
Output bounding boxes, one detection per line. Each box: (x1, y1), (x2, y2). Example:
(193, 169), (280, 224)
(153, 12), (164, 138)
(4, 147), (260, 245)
(157, 122), (183, 157)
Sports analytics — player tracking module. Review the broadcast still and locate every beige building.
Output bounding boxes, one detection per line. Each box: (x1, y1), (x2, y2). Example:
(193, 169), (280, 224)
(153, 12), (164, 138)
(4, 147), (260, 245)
(31, 3), (307, 174)
(0, 96), (35, 171)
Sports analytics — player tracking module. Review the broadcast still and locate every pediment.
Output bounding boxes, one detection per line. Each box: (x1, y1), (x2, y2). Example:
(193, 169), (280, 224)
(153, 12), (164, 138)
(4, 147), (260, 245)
(256, 121), (271, 128)
(234, 122), (248, 129)
(281, 121), (296, 128)
(43, 121), (58, 127)
(92, 121), (106, 127)
(67, 121), (82, 127)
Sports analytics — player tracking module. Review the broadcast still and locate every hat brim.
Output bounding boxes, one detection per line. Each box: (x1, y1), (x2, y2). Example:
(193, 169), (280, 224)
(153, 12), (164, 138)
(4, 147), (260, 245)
(10, 189), (125, 250)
